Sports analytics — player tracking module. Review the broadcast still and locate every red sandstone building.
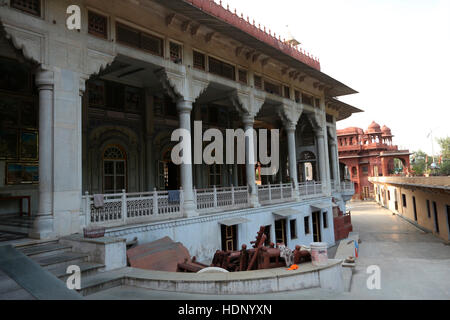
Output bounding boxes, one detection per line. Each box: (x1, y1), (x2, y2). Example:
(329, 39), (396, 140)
(337, 122), (411, 200)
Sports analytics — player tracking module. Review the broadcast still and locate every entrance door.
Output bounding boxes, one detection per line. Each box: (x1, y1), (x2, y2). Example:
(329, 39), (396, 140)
(167, 162), (180, 190)
(312, 211), (322, 242)
(363, 187), (370, 199)
(274, 219), (287, 245)
(221, 224), (237, 251)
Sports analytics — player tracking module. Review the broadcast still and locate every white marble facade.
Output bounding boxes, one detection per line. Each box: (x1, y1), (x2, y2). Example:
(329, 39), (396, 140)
(0, 0), (357, 247)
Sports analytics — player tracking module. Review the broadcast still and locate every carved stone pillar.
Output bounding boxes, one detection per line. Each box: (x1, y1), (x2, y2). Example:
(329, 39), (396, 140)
(242, 114), (260, 207)
(30, 69), (55, 239)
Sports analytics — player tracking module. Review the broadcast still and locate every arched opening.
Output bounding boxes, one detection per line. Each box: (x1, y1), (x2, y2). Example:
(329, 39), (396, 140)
(298, 151), (318, 182)
(103, 145), (127, 193)
(158, 147), (180, 191)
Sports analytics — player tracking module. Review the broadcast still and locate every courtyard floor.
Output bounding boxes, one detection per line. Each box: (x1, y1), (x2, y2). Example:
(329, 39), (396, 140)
(87, 201), (450, 300)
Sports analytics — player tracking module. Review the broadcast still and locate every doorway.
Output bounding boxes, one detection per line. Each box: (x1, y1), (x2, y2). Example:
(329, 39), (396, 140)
(413, 196), (417, 221)
(312, 211), (322, 242)
(274, 219), (287, 245)
(221, 224), (237, 251)
(103, 146), (127, 193)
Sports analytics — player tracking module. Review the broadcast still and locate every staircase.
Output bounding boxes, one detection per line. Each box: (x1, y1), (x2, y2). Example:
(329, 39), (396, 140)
(0, 240), (105, 299)
(0, 214), (35, 236)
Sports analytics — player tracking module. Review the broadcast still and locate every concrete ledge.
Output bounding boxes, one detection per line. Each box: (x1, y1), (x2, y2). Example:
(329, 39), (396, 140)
(60, 234), (126, 271)
(119, 259), (344, 295)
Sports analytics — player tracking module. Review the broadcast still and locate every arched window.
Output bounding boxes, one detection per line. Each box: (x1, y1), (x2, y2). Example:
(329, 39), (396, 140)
(103, 145), (127, 193)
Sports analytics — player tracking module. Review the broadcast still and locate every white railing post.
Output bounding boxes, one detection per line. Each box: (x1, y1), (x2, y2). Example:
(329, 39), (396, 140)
(180, 187), (184, 214)
(268, 182), (272, 202)
(213, 185), (218, 208)
(153, 188), (158, 215)
(193, 187), (197, 208)
(231, 184), (235, 206)
(84, 191), (90, 227)
(121, 189), (127, 224)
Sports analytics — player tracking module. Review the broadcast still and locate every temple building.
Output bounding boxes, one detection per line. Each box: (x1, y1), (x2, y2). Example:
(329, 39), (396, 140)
(0, 0), (361, 260)
(337, 122), (411, 200)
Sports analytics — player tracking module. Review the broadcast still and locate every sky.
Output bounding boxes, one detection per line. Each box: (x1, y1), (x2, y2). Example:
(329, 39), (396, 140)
(225, 0), (450, 156)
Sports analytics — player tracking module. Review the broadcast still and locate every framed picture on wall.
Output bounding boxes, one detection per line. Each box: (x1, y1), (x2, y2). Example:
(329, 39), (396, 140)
(20, 131), (38, 160)
(6, 163), (39, 185)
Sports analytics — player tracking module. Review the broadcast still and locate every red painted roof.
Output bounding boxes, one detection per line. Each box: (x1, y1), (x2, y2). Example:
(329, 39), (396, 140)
(184, 0), (321, 70)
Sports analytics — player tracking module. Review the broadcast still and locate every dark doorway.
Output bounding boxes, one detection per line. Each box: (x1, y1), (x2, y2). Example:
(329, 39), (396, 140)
(221, 224), (237, 251)
(312, 211), (322, 242)
(274, 219), (287, 245)
(167, 162), (180, 190)
(447, 205), (450, 240)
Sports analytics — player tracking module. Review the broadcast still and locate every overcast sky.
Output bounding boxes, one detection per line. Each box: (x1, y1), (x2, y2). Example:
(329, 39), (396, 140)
(225, 0), (450, 155)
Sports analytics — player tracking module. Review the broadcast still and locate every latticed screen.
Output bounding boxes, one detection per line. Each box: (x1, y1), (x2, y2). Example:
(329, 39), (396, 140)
(141, 33), (163, 56)
(11, 0), (41, 16)
(254, 75), (262, 89)
(302, 93), (313, 106)
(193, 51), (205, 70)
(264, 80), (281, 96)
(116, 23), (163, 57)
(208, 57), (235, 81)
(238, 69), (247, 84)
(284, 86), (290, 99)
(169, 42), (182, 63)
(88, 11), (108, 38)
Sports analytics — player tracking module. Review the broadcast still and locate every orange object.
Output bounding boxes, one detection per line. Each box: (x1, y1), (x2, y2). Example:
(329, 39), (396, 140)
(287, 264), (299, 271)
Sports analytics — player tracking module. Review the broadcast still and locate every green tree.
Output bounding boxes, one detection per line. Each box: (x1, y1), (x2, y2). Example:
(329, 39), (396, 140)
(410, 150), (428, 176)
(436, 137), (450, 176)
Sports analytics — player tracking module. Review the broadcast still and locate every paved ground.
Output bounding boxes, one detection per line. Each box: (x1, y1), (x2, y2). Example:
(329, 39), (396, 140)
(86, 201), (450, 300)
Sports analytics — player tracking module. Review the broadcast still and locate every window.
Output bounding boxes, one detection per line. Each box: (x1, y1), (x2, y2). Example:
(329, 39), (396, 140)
(254, 75), (262, 89)
(209, 164), (222, 187)
(169, 42), (182, 63)
(103, 146), (127, 193)
(388, 190), (391, 201)
(413, 196), (417, 221)
(283, 86), (290, 99)
(294, 90), (301, 103)
(221, 225), (237, 251)
(402, 194), (407, 207)
(88, 11), (108, 39)
(290, 219), (297, 239)
(323, 212), (328, 228)
(238, 69), (248, 84)
(302, 94), (313, 106)
(362, 166), (369, 175)
(433, 201), (439, 233)
(304, 216), (310, 234)
(315, 98), (321, 108)
(193, 51), (206, 70)
(208, 57), (235, 80)
(427, 200), (431, 218)
(116, 23), (163, 56)
(264, 80), (281, 96)
(11, 0), (41, 17)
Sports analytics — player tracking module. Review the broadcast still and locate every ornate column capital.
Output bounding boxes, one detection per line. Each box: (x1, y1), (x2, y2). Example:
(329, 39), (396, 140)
(241, 113), (255, 126)
(176, 99), (193, 114)
(35, 69), (54, 90)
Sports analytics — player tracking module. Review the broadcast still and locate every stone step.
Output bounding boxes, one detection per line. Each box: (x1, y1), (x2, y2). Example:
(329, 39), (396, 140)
(48, 262), (105, 282)
(31, 252), (89, 270)
(77, 269), (125, 296)
(0, 287), (35, 300)
(18, 243), (73, 258)
(0, 224), (30, 235)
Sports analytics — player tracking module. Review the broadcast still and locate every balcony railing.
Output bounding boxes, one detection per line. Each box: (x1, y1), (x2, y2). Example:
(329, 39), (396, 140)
(257, 183), (294, 205)
(83, 190), (183, 228)
(195, 185), (249, 213)
(82, 180), (355, 228)
(298, 181), (323, 197)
